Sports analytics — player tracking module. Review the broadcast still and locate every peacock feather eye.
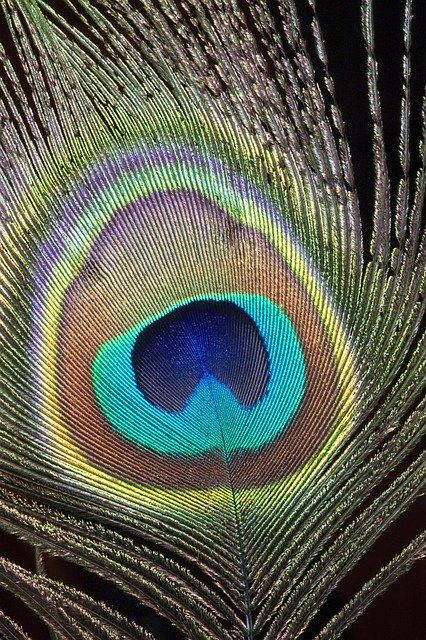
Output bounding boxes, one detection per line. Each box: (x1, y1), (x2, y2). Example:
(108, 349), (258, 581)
(92, 295), (306, 459)
(29, 143), (356, 499)
(1, 1), (423, 636)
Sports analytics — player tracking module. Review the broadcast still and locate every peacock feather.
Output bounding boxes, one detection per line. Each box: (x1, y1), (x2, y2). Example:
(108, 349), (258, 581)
(0, 0), (424, 638)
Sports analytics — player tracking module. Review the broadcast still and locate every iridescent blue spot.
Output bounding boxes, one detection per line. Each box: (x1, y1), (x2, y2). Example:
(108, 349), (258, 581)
(92, 294), (306, 457)
(131, 300), (269, 412)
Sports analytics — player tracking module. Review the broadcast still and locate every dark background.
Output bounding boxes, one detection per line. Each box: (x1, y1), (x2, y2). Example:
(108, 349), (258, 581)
(0, 0), (424, 638)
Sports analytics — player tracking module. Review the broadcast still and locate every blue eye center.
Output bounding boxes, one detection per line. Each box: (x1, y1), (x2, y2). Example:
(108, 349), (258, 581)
(92, 294), (306, 458)
(131, 300), (269, 413)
